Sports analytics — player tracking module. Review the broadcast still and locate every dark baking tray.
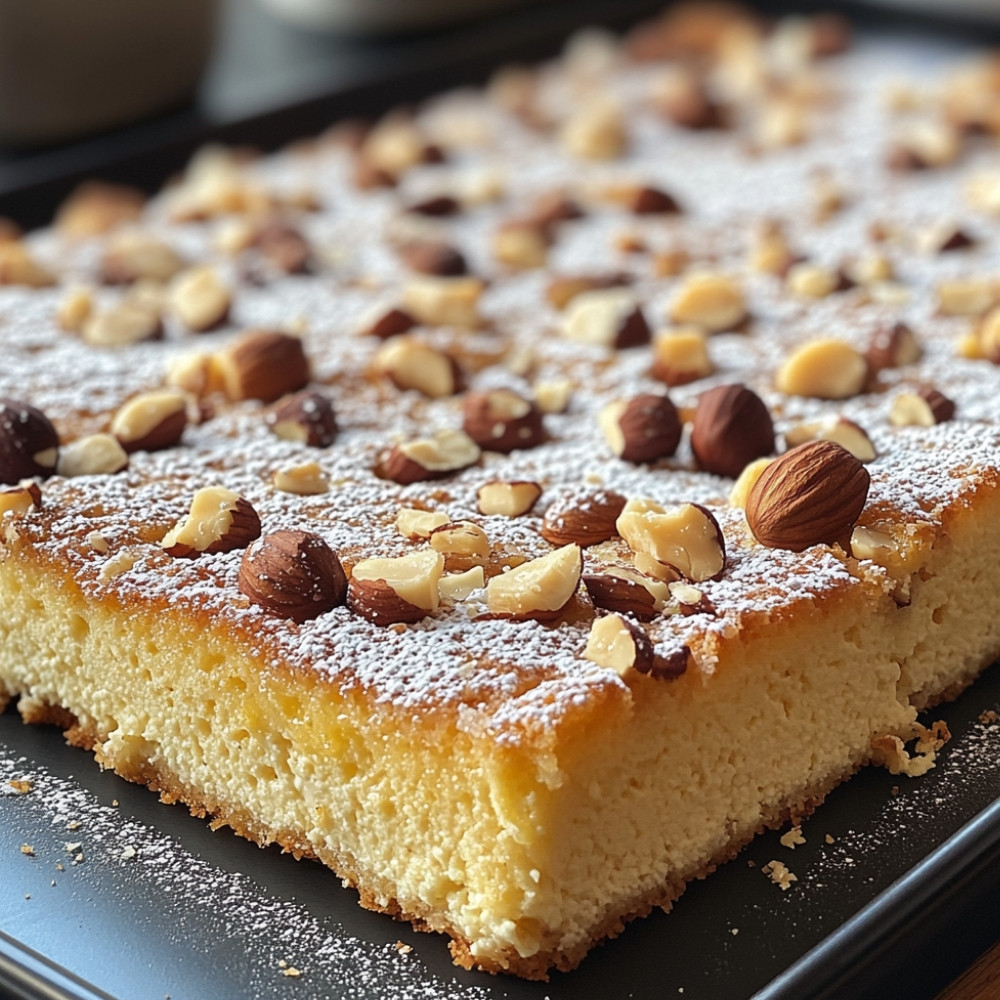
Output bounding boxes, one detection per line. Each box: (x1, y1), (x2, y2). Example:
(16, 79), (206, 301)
(3, 3), (1000, 999)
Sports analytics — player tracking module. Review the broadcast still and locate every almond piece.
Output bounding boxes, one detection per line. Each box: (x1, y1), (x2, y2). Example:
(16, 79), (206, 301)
(348, 549), (444, 625)
(546, 274), (629, 311)
(399, 241), (468, 277)
(55, 181), (144, 237)
(729, 457), (774, 508)
(110, 390), (187, 454)
(582, 569), (667, 621)
(379, 429), (481, 484)
(866, 322), (922, 372)
(541, 489), (627, 547)
(438, 566), (485, 602)
(100, 233), (186, 285)
(161, 487), (262, 557)
(562, 289), (651, 349)
(651, 327), (713, 386)
(267, 391), (338, 447)
(690, 384), (774, 478)
(82, 301), (163, 347)
(745, 440), (870, 552)
(784, 416), (877, 462)
(166, 352), (215, 397)
(0, 243), (55, 288)
(363, 306), (417, 340)
(476, 480), (542, 517)
(889, 388), (956, 427)
(616, 498), (726, 583)
(583, 614), (655, 676)
(429, 520), (491, 568)
(213, 330), (310, 403)
(561, 100), (627, 160)
(486, 543), (582, 620)
(0, 482), (42, 517)
(56, 434), (129, 477)
(534, 378), (574, 414)
(669, 272), (746, 332)
(599, 393), (682, 463)
(462, 389), (545, 453)
(238, 530), (347, 622)
(169, 266), (232, 332)
(376, 337), (461, 398)
(776, 338), (868, 399)
(0, 399), (59, 485)
(493, 221), (549, 269)
(403, 276), (484, 328)
(271, 460), (330, 496)
(395, 507), (451, 541)
(56, 286), (94, 333)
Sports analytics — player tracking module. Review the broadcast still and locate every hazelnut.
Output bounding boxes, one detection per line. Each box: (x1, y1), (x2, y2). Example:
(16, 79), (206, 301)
(55, 181), (144, 237)
(169, 266), (232, 333)
(429, 520), (491, 568)
(541, 489), (626, 547)
(599, 393), (682, 463)
(652, 69), (726, 129)
(776, 338), (868, 399)
(363, 306), (417, 340)
(267, 391), (338, 448)
(55, 433), (128, 478)
(271, 460), (330, 495)
(81, 301), (163, 347)
(889, 388), (956, 427)
(251, 218), (312, 274)
(534, 378), (574, 414)
(651, 327), (713, 386)
(375, 337), (462, 399)
(728, 457), (774, 509)
(476, 480), (542, 517)
(110, 390), (187, 453)
(562, 289), (651, 349)
(56, 286), (94, 332)
(582, 568), (668, 621)
(616, 498), (726, 583)
(438, 566), (486, 602)
(786, 261), (839, 299)
(100, 233), (186, 285)
(404, 195), (461, 218)
(669, 272), (746, 332)
(545, 274), (628, 310)
(492, 220), (549, 270)
(690, 384), (774, 478)
(213, 330), (310, 403)
(399, 241), (468, 277)
(395, 507), (451, 541)
(166, 352), (215, 397)
(560, 100), (627, 160)
(485, 543), (582, 620)
(866, 322), (922, 372)
(462, 389), (545, 453)
(583, 614), (655, 676)
(784, 416), (877, 462)
(161, 487), (262, 557)
(0, 399), (59, 485)
(378, 429), (481, 484)
(745, 441), (870, 552)
(936, 278), (997, 316)
(238, 530), (347, 622)
(403, 276), (484, 328)
(348, 549), (444, 625)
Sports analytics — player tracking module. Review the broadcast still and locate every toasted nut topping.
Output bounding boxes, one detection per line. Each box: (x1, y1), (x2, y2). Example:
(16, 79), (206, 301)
(271, 460), (330, 495)
(396, 507), (451, 540)
(583, 569), (667, 621)
(749, 220), (796, 275)
(846, 252), (894, 286)
(652, 248), (690, 277)
(82, 301), (163, 347)
(361, 115), (432, 179)
(866, 322), (922, 372)
(213, 330), (310, 403)
(56, 286), (94, 332)
(55, 181), (144, 237)
(110, 391), (187, 453)
(936, 278), (997, 316)
(918, 223), (975, 255)
(616, 499), (726, 583)
(404, 194), (461, 218)
(166, 352), (215, 397)
(729, 457), (774, 509)
(250, 218), (313, 274)
(169, 266), (232, 332)
(690, 384), (774, 478)
(889, 388), (956, 427)
(0, 482), (42, 517)
(161, 487), (262, 557)
(349, 549), (444, 624)
(850, 521), (932, 605)
(403, 276), (484, 328)
(888, 120), (961, 170)
(776, 338), (868, 399)
(534, 378), (574, 414)
(786, 261), (839, 299)
(438, 566), (485, 602)
(376, 337), (461, 399)
(583, 614), (654, 676)
(493, 221), (549, 269)
(669, 581), (717, 616)
(651, 327), (713, 386)
(746, 441), (870, 552)
(977, 307), (1000, 362)
(629, 185), (682, 215)
(363, 306), (417, 340)
(669, 272), (746, 332)
(399, 241), (468, 277)
(486, 543), (582, 620)
(462, 389), (545, 453)
(756, 99), (808, 150)
(561, 100), (627, 160)
(267, 391), (338, 448)
(429, 520), (491, 565)
(239, 530), (347, 623)
(56, 434), (129, 478)
(100, 233), (186, 285)
(476, 480), (542, 518)
(652, 69), (726, 129)
(545, 273), (628, 310)
(541, 489), (627, 547)
(785, 416), (877, 462)
(562, 289), (651, 349)
(0, 399), (59, 485)
(599, 393), (682, 463)
(379, 429), (481, 484)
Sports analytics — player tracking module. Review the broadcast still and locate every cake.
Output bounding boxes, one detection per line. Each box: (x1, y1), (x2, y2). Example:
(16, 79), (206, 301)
(2, 3), (1000, 979)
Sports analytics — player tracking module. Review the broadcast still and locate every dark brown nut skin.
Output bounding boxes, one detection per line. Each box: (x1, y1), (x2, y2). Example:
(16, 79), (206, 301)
(399, 241), (468, 277)
(365, 307), (417, 339)
(405, 195), (461, 217)
(0, 398), (59, 485)
(915, 386), (956, 424)
(541, 489), (627, 547)
(865, 322), (921, 373)
(583, 574), (657, 621)
(347, 578), (428, 626)
(462, 390), (546, 453)
(616, 393), (682, 463)
(268, 391), (338, 448)
(239, 530), (347, 623)
(629, 186), (682, 215)
(253, 218), (313, 275)
(614, 306), (652, 349)
(118, 408), (187, 455)
(690, 383), (774, 478)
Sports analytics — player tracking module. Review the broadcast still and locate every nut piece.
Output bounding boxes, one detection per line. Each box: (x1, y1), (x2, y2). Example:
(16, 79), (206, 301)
(784, 416), (877, 462)
(534, 378), (574, 414)
(786, 262), (839, 299)
(627, 184), (682, 215)
(161, 487), (262, 557)
(476, 480), (542, 517)
(169, 267), (232, 332)
(238, 530), (347, 622)
(486, 543), (582, 620)
(616, 498), (726, 583)
(561, 100), (627, 160)
(100, 233), (186, 285)
(889, 388), (956, 427)
(651, 327), (713, 386)
(541, 489), (627, 547)
(56, 286), (94, 332)
(729, 457), (774, 509)
(599, 393), (682, 463)
(376, 337), (461, 398)
(395, 507), (451, 540)
(110, 390), (187, 453)
(429, 520), (491, 566)
(866, 322), (922, 372)
(438, 566), (485, 602)
(403, 276), (484, 328)
(493, 221), (549, 269)
(745, 440), (870, 552)
(546, 273), (628, 310)
(267, 391), (338, 447)
(0, 399), (59, 485)
(56, 434), (129, 478)
(0, 243), (63, 287)
(583, 568), (668, 621)
(936, 278), (997, 317)
(462, 389), (545, 453)
(583, 614), (655, 676)
(363, 306), (417, 340)
(213, 330), (310, 403)
(166, 352), (215, 397)
(379, 429), (481, 484)
(849, 520), (933, 605)
(348, 549), (444, 625)
(562, 289), (651, 349)
(776, 338), (868, 399)
(0, 482), (42, 517)
(55, 181), (144, 237)
(690, 384), (775, 478)
(82, 301), (163, 347)
(399, 241), (468, 277)
(271, 460), (330, 495)
(669, 272), (746, 332)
